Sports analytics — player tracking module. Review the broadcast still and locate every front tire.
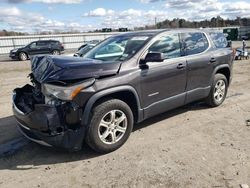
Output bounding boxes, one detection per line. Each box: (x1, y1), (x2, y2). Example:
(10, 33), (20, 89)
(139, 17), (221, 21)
(19, 52), (28, 61)
(86, 99), (134, 153)
(206, 73), (228, 107)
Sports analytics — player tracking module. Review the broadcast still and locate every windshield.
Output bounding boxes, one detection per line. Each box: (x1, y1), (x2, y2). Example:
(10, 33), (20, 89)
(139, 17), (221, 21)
(25, 42), (33, 48)
(83, 35), (151, 62)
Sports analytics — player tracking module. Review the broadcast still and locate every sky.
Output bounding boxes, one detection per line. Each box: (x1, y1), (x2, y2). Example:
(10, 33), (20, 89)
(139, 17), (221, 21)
(0, 0), (250, 33)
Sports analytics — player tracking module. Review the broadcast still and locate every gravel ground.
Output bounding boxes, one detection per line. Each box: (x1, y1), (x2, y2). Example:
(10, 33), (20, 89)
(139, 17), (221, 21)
(0, 56), (250, 187)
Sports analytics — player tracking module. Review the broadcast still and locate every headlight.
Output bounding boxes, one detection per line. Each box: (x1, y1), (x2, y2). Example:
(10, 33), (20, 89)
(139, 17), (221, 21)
(11, 49), (18, 53)
(42, 78), (95, 101)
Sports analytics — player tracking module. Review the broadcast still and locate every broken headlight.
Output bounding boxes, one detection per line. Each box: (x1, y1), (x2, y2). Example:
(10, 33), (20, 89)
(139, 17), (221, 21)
(42, 78), (95, 101)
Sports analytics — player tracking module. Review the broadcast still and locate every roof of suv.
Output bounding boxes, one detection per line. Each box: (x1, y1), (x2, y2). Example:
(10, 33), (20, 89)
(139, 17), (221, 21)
(35, 40), (60, 43)
(114, 28), (214, 38)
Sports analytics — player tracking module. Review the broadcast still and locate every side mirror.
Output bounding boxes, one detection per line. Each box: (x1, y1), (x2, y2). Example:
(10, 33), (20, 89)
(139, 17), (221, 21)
(144, 52), (164, 63)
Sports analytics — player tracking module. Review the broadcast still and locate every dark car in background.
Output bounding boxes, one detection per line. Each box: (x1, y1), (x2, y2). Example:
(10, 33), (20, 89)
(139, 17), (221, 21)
(9, 40), (64, 61)
(74, 43), (96, 57)
(241, 35), (249, 40)
(12, 29), (234, 153)
(77, 40), (101, 51)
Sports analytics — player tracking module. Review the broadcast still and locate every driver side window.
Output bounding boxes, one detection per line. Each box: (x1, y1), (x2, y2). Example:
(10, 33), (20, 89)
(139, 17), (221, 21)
(30, 42), (37, 49)
(148, 33), (181, 59)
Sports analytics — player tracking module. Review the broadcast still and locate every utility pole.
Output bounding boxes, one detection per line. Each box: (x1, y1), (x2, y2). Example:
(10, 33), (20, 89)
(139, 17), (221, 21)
(155, 17), (157, 28)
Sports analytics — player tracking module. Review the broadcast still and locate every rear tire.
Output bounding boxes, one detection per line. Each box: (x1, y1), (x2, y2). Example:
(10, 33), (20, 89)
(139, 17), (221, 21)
(19, 52), (28, 61)
(206, 74), (228, 107)
(86, 99), (134, 153)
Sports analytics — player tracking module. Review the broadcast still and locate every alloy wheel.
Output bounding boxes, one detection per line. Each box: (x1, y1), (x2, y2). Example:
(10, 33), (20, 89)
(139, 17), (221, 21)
(213, 80), (226, 103)
(98, 110), (127, 145)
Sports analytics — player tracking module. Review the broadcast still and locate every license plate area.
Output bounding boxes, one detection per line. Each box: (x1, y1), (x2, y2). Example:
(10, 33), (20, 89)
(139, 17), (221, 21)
(13, 84), (62, 132)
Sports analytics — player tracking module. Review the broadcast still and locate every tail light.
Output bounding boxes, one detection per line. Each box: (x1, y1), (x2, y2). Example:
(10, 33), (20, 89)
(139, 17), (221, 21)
(60, 43), (64, 48)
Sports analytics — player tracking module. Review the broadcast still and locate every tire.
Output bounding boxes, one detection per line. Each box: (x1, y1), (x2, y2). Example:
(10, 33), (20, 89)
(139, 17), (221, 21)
(86, 99), (134, 153)
(19, 52), (28, 61)
(206, 73), (228, 107)
(52, 50), (60, 55)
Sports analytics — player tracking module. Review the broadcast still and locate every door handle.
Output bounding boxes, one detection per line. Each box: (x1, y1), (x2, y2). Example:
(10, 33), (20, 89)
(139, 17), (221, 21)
(177, 63), (185, 69)
(210, 58), (216, 63)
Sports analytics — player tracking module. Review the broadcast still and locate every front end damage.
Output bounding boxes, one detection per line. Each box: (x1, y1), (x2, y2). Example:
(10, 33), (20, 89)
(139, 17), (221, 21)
(13, 84), (86, 151)
(12, 55), (121, 151)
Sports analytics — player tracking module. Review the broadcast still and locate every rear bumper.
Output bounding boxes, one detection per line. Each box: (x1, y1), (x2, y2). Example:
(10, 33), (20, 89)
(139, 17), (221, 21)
(12, 85), (85, 151)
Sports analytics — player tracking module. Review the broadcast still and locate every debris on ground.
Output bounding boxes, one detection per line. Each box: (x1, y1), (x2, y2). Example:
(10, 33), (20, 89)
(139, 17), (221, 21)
(246, 119), (250, 126)
(240, 184), (249, 188)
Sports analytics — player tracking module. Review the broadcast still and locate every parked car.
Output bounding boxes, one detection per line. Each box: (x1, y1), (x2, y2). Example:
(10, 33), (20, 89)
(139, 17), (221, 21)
(241, 35), (249, 40)
(9, 40), (64, 61)
(74, 43), (96, 57)
(78, 40), (101, 51)
(12, 29), (234, 153)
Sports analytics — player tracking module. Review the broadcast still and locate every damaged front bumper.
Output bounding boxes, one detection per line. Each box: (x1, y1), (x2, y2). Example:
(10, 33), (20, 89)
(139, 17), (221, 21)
(12, 84), (86, 151)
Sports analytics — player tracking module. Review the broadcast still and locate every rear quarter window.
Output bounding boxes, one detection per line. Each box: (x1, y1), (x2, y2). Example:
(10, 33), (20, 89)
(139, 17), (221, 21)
(181, 32), (209, 56)
(209, 32), (228, 48)
(50, 41), (58, 45)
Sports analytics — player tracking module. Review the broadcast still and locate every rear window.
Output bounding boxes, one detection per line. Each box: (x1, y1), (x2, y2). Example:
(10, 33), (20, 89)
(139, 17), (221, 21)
(50, 41), (59, 45)
(181, 32), (209, 56)
(209, 32), (228, 48)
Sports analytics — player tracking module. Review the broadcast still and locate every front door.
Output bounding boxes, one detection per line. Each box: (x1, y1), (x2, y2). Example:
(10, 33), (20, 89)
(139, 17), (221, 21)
(28, 42), (40, 55)
(140, 33), (187, 118)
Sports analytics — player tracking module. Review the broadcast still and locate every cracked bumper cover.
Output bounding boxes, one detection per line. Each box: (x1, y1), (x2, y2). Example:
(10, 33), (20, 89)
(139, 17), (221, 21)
(12, 85), (86, 151)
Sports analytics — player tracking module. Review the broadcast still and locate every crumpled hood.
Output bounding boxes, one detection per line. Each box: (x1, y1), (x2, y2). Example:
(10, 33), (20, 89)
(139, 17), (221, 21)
(31, 55), (121, 83)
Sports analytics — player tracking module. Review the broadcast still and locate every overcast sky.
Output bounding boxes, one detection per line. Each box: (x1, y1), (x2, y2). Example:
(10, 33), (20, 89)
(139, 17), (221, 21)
(0, 0), (250, 33)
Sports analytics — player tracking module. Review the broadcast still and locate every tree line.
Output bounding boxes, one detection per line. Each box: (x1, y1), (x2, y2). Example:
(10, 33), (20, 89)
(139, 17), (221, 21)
(135, 16), (250, 30)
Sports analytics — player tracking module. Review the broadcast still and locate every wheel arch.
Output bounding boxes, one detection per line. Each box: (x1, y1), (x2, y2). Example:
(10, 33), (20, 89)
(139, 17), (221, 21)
(81, 86), (143, 127)
(17, 50), (30, 60)
(18, 51), (29, 58)
(212, 65), (231, 85)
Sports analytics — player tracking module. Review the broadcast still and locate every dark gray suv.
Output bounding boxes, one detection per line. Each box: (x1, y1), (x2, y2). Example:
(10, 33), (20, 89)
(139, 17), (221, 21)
(12, 29), (234, 153)
(9, 40), (64, 61)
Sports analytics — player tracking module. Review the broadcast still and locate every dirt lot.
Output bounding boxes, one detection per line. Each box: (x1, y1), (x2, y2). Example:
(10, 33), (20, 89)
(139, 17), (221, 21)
(0, 57), (250, 188)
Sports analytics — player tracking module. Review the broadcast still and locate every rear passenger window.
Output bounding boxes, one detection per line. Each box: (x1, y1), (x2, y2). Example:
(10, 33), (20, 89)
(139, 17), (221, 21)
(209, 32), (227, 48)
(181, 32), (209, 55)
(37, 41), (48, 47)
(148, 33), (181, 59)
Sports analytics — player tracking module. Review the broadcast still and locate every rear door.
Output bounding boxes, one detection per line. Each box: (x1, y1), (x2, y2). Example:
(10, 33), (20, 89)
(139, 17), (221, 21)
(36, 41), (50, 54)
(140, 33), (187, 118)
(209, 32), (233, 66)
(180, 32), (213, 103)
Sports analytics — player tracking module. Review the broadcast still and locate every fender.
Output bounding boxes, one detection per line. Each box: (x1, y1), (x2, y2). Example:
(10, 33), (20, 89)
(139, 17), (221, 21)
(210, 64), (231, 85)
(81, 85), (144, 126)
